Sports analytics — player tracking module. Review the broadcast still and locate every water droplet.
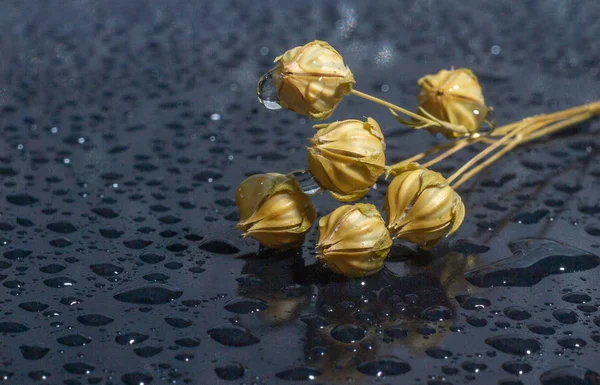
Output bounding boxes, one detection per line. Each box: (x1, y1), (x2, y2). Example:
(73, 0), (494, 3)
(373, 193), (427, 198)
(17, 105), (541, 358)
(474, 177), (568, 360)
(113, 285), (183, 305)
(462, 361), (487, 373)
(123, 239), (153, 249)
(540, 366), (600, 385)
(90, 263), (124, 281)
(502, 361), (532, 375)
(558, 337), (587, 349)
(455, 295), (491, 310)
(165, 317), (192, 328)
(426, 348), (453, 359)
(465, 238), (600, 287)
(356, 357), (411, 376)
(528, 324), (555, 335)
(485, 335), (542, 356)
(115, 333), (149, 345)
(257, 66), (282, 110)
(504, 306), (531, 321)
(214, 363), (246, 380)
(224, 297), (269, 314)
(43, 276), (77, 288)
(207, 324), (260, 347)
(121, 372), (153, 385)
(19, 301), (49, 312)
(420, 305), (453, 322)
(466, 316), (488, 327)
(562, 293), (592, 304)
(57, 334), (91, 346)
(198, 240), (240, 255)
(19, 345), (50, 360)
(553, 309), (578, 324)
(63, 362), (94, 375)
(6, 194), (38, 206)
(330, 324), (367, 343)
(174, 337), (201, 348)
(46, 221), (77, 234)
(275, 367), (322, 381)
(77, 314), (114, 326)
(288, 169), (323, 195)
(134, 346), (162, 357)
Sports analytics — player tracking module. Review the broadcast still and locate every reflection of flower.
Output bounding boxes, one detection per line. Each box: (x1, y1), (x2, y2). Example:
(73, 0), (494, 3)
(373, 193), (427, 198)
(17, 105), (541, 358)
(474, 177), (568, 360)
(316, 204), (391, 277)
(234, 246), (480, 382)
(307, 118), (386, 202)
(237, 248), (312, 326)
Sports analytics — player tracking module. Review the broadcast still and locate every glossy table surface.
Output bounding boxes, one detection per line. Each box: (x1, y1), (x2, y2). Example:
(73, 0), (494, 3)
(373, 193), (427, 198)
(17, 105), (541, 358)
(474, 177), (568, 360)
(0, 1), (599, 384)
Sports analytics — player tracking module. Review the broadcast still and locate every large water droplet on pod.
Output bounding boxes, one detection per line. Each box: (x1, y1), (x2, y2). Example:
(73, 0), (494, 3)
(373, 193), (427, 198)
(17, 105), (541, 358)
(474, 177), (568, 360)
(479, 106), (497, 135)
(288, 169), (323, 195)
(257, 66), (283, 110)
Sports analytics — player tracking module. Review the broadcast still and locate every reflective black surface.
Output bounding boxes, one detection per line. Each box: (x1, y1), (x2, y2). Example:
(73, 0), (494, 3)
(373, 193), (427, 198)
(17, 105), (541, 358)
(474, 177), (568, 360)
(0, 1), (599, 384)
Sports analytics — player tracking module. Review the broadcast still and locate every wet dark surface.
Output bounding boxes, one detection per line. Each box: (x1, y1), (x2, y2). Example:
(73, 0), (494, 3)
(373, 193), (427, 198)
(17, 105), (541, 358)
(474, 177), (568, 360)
(0, 1), (600, 384)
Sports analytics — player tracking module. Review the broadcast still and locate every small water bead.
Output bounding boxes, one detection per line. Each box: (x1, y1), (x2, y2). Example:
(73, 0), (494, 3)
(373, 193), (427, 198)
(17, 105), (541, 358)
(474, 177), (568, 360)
(356, 357), (411, 377)
(466, 316), (488, 327)
(540, 366), (600, 385)
(502, 361), (533, 375)
(19, 345), (50, 360)
(174, 337), (201, 348)
(121, 372), (153, 385)
(63, 362), (94, 375)
(553, 309), (579, 324)
(485, 335), (542, 356)
(562, 293), (592, 304)
(214, 363), (246, 380)
(115, 333), (149, 345)
(113, 285), (183, 305)
(0, 322), (29, 333)
(384, 325), (408, 339)
(330, 324), (367, 343)
(28, 371), (51, 381)
(257, 66), (283, 110)
(207, 324), (260, 347)
(557, 337), (587, 349)
(504, 306), (532, 321)
(420, 305), (453, 322)
(18, 301), (49, 312)
(425, 348), (453, 359)
(455, 295), (491, 310)
(528, 324), (556, 335)
(77, 314), (114, 326)
(57, 334), (92, 347)
(223, 297), (269, 314)
(461, 361), (487, 373)
(275, 367), (322, 381)
(165, 317), (192, 328)
(134, 346), (163, 358)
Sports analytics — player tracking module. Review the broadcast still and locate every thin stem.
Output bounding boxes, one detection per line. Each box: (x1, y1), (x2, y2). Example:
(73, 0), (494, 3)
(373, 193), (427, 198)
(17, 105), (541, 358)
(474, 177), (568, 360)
(446, 124), (526, 184)
(350, 89), (437, 127)
(422, 138), (477, 168)
(451, 139), (521, 189)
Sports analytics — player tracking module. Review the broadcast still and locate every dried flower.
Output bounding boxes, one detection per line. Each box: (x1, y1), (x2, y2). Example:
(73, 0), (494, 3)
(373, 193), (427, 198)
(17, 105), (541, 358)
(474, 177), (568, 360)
(270, 40), (355, 120)
(385, 163), (465, 247)
(236, 173), (316, 248)
(307, 117), (386, 202)
(317, 203), (392, 277)
(416, 68), (491, 138)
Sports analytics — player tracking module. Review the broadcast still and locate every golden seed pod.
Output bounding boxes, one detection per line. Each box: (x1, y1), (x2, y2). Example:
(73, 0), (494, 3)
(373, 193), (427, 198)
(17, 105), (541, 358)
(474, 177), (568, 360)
(307, 117), (386, 202)
(236, 173), (316, 249)
(317, 203), (392, 277)
(272, 40), (355, 120)
(385, 163), (465, 248)
(417, 68), (490, 138)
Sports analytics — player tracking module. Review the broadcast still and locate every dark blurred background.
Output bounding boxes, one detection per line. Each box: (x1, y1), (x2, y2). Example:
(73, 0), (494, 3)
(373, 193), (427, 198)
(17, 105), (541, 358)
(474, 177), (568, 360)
(0, 1), (599, 384)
